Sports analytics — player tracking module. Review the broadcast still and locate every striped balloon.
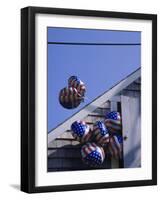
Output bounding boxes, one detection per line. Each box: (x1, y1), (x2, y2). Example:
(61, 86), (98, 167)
(81, 142), (105, 167)
(107, 135), (123, 159)
(93, 121), (110, 146)
(68, 76), (86, 97)
(105, 111), (122, 133)
(59, 87), (82, 109)
(71, 121), (92, 143)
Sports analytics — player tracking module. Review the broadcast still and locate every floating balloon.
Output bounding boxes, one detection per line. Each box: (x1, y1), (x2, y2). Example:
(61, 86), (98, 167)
(59, 87), (82, 109)
(93, 121), (110, 145)
(105, 111), (122, 133)
(107, 135), (123, 159)
(71, 121), (91, 143)
(68, 76), (86, 97)
(81, 142), (105, 167)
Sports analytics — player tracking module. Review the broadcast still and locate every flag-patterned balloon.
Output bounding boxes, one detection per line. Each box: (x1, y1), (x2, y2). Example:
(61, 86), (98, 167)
(93, 121), (110, 145)
(68, 76), (86, 97)
(107, 135), (123, 159)
(59, 87), (82, 109)
(81, 142), (105, 167)
(105, 111), (122, 133)
(71, 121), (92, 143)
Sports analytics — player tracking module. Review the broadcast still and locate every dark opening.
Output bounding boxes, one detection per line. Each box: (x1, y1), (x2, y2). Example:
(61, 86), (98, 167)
(117, 102), (124, 168)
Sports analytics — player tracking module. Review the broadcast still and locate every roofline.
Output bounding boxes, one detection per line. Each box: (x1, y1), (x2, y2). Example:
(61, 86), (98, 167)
(48, 68), (141, 143)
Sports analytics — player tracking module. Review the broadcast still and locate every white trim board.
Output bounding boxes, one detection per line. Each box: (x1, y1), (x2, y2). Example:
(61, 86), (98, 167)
(48, 68), (141, 143)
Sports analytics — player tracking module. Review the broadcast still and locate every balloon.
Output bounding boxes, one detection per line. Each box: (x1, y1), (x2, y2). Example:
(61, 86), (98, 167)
(93, 121), (110, 145)
(59, 76), (86, 109)
(105, 111), (122, 133)
(68, 76), (86, 97)
(71, 121), (91, 143)
(107, 135), (123, 159)
(59, 87), (82, 109)
(81, 142), (105, 167)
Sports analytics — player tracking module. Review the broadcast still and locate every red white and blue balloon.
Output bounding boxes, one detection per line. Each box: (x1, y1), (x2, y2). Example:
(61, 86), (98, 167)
(81, 142), (105, 167)
(59, 87), (82, 109)
(105, 111), (122, 133)
(71, 121), (91, 143)
(93, 121), (110, 145)
(68, 76), (86, 97)
(107, 135), (123, 159)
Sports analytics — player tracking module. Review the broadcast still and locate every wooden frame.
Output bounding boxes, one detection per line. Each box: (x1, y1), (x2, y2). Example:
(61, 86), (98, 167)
(21, 6), (157, 193)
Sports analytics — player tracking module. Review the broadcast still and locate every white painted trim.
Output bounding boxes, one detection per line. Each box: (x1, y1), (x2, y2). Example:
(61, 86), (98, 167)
(109, 95), (121, 103)
(48, 69), (141, 143)
(110, 100), (119, 168)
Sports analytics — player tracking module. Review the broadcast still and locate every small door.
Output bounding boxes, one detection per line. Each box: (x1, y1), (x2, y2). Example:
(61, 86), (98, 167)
(121, 91), (141, 168)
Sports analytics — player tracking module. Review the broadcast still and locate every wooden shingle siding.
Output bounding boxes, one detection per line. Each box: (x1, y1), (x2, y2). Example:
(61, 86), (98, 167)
(83, 101), (110, 123)
(48, 157), (111, 171)
(48, 142), (111, 171)
(48, 160), (111, 172)
(134, 77), (141, 84)
(48, 138), (80, 149)
(48, 148), (81, 158)
(93, 107), (110, 115)
(48, 151), (111, 171)
(125, 82), (141, 91)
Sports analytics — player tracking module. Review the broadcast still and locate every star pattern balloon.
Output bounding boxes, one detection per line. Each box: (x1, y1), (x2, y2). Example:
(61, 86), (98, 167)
(81, 142), (105, 167)
(68, 76), (86, 97)
(59, 76), (86, 109)
(93, 121), (110, 145)
(105, 111), (122, 133)
(71, 121), (92, 143)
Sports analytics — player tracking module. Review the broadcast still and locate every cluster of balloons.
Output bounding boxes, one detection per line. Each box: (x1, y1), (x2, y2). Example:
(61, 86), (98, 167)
(71, 111), (123, 167)
(58, 76), (122, 167)
(59, 76), (86, 109)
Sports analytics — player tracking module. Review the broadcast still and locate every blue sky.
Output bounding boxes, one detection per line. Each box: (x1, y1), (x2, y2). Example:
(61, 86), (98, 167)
(48, 27), (141, 133)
